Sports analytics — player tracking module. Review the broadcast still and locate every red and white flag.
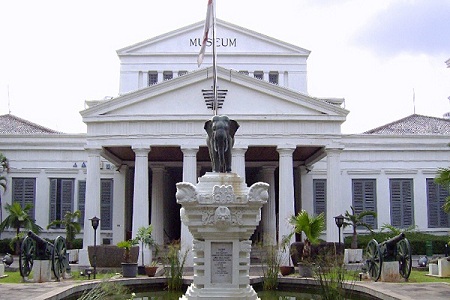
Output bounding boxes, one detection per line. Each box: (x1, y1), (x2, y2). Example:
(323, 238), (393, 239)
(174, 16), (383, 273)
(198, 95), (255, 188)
(197, 0), (214, 67)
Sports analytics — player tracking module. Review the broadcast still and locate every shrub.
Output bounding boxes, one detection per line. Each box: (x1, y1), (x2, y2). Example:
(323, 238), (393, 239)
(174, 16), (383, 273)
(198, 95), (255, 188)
(346, 232), (449, 255)
(0, 238), (12, 254)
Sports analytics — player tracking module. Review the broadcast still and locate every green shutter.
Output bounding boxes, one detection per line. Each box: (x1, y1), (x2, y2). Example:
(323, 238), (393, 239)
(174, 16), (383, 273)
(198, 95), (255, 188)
(100, 179), (113, 230)
(78, 181), (86, 226)
(313, 179), (326, 227)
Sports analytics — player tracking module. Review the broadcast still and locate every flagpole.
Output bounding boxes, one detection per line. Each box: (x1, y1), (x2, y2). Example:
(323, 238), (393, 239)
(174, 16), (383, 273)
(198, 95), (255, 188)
(212, 0), (218, 116)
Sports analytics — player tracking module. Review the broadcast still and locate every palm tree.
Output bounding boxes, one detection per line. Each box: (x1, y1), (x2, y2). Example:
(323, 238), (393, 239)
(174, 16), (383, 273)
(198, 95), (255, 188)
(0, 202), (43, 253)
(47, 210), (82, 249)
(435, 167), (450, 213)
(343, 206), (377, 249)
(289, 210), (325, 261)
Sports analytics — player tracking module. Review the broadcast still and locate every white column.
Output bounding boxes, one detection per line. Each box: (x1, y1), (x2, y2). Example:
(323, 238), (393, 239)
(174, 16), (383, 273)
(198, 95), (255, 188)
(181, 147), (198, 267)
(277, 147), (296, 250)
(151, 165), (165, 245)
(231, 147), (247, 179)
(326, 148), (342, 242)
(79, 147), (102, 266)
(261, 166), (277, 245)
(132, 146), (151, 265)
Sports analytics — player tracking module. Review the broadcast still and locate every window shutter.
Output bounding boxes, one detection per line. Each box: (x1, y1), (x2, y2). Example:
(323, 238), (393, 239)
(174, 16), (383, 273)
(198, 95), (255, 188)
(100, 179), (113, 230)
(12, 178), (36, 220)
(402, 180), (414, 227)
(49, 178), (58, 223)
(78, 181), (86, 226)
(352, 179), (377, 228)
(427, 178), (449, 228)
(390, 179), (414, 228)
(313, 179), (326, 227)
(60, 179), (74, 227)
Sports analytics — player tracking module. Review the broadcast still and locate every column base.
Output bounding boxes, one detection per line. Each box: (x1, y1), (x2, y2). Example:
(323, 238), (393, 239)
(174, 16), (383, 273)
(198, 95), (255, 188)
(181, 284), (259, 300)
(77, 249), (91, 267)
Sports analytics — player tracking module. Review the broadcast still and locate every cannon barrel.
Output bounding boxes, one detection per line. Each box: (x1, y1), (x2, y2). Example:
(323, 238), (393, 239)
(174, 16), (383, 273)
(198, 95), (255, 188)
(27, 231), (53, 249)
(381, 233), (405, 247)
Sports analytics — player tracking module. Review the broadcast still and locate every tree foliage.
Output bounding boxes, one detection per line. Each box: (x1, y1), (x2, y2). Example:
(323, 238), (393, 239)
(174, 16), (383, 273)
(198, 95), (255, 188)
(47, 210), (82, 249)
(343, 206), (376, 249)
(435, 167), (450, 213)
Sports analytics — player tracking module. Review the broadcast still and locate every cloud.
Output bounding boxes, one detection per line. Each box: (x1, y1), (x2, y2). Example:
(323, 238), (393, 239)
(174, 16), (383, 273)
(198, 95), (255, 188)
(352, 0), (450, 57)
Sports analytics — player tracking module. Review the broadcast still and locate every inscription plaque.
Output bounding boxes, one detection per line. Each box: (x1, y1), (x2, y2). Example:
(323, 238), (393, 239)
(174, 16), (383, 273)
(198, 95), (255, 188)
(211, 242), (232, 284)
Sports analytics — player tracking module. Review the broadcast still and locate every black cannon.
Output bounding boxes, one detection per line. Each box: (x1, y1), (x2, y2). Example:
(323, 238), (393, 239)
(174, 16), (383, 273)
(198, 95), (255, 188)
(365, 233), (412, 281)
(19, 231), (69, 280)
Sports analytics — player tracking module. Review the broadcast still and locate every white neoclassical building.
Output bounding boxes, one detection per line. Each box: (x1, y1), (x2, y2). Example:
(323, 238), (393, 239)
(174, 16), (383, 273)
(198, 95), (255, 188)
(1, 20), (449, 267)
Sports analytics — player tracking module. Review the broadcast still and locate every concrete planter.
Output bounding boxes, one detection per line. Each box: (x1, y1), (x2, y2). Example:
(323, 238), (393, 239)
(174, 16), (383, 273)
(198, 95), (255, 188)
(121, 262), (138, 278)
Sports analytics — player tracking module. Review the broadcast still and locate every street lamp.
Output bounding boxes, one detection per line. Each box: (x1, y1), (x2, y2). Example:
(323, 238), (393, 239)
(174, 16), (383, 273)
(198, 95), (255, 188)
(90, 216), (100, 279)
(334, 214), (345, 247)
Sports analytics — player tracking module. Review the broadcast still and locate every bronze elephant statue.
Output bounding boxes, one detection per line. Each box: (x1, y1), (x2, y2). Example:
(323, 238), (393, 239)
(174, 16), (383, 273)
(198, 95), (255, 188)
(204, 115), (239, 173)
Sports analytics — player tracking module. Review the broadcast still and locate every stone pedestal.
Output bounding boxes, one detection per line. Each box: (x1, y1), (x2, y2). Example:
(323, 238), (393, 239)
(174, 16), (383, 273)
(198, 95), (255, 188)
(176, 172), (268, 300)
(428, 258), (450, 277)
(344, 249), (363, 264)
(380, 261), (402, 282)
(32, 260), (52, 282)
(0, 263), (5, 278)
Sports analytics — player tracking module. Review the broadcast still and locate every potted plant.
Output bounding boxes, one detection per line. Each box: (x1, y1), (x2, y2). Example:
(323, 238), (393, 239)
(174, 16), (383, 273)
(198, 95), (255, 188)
(342, 206), (376, 263)
(289, 210), (325, 277)
(279, 233), (295, 276)
(117, 239), (139, 277)
(134, 225), (158, 275)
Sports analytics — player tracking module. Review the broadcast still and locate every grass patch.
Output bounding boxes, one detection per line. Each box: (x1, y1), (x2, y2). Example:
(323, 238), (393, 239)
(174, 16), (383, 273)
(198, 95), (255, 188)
(0, 270), (120, 283)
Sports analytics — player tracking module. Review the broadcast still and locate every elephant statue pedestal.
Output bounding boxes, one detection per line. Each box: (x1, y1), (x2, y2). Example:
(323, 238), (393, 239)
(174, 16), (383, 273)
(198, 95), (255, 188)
(176, 172), (268, 300)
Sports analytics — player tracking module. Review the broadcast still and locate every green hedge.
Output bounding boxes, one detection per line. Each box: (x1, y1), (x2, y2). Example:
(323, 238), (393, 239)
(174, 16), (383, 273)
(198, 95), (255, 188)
(344, 232), (449, 255)
(0, 238), (13, 254)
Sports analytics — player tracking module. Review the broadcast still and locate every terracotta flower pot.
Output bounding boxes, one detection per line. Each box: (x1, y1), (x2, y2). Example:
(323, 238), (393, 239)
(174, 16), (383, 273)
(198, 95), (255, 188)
(279, 266), (294, 276)
(145, 266), (159, 277)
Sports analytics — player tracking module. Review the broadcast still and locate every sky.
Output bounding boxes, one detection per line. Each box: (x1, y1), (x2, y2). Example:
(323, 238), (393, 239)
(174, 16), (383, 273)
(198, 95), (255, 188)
(0, 0), (449, 134)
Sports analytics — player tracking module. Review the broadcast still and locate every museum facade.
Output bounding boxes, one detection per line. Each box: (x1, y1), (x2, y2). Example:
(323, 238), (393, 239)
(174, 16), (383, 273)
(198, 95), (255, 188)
(1, 20), (449, 266)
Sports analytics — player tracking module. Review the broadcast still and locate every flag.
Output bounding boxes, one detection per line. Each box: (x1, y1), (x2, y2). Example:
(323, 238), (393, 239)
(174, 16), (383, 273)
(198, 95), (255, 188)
(197, 0), (214, 67)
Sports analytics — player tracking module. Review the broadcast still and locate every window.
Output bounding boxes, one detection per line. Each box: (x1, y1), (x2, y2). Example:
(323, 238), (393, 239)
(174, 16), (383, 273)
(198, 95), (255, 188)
(78, 180), (86, 226)
(254, 71), (263, 80)
(426, 178), (449, 228)
(49, 179), (74, 226)
(77, 179), (113, 230)
(100, 179), (113, 230)
(352, 179), (377, 228)
(269, 72), (279, 84)
(12, 178), (36, 220)
(163, 71), (173, 81)
(313, 179), (326, 227)
(148, 71), (158, 85)
(389, 179), (414, 228)
(238, 70), (249, 76)
(178, 70), (188, 77)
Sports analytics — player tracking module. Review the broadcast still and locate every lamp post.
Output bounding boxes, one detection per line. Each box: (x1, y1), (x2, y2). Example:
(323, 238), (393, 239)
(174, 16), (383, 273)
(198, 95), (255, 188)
(90, 216), (100, 279)
(334, 214), (344, 248)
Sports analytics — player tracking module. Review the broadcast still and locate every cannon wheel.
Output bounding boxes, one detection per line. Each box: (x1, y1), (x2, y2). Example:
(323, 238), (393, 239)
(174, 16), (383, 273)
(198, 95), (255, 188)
(397, 238), (412, 280)
(19, 236), (35, 278)
(366, 239), (382, 281)
(52, 236), (67, 280)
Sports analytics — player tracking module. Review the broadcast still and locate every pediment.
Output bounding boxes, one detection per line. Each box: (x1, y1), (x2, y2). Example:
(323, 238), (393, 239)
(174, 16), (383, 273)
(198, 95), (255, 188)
(81, 66), (348, 122)
(117, 19), (310, 56)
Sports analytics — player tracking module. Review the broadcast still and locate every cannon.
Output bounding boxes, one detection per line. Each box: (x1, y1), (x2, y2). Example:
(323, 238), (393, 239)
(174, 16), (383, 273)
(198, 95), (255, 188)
(365, 233), (412, 281)
(19, 231), (69, 280)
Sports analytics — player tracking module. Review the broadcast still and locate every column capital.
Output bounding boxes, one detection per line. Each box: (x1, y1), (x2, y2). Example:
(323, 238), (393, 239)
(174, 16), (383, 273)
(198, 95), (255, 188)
(232, 146), (247, 154)
(132, 145), (150, 156)
(277, 146), (295, 156)
(261, 165), (277, 173)
(181, 146), (199, 155)
(84, 146), (102, 155)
